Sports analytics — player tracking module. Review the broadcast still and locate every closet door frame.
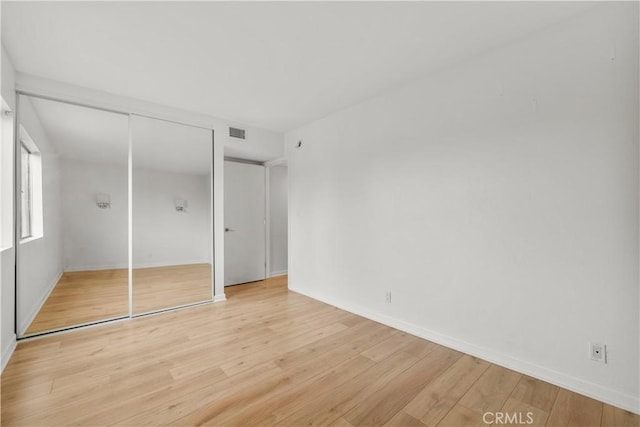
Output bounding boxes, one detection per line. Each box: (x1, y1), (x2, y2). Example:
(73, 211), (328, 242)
(13, 91), (217, 339)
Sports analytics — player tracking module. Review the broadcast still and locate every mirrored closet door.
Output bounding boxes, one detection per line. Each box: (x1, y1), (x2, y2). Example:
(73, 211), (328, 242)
(16, 95), (130, 336)
(131, 115), (213, 315)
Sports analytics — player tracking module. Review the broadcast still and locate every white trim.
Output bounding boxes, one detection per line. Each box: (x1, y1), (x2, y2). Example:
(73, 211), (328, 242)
(1, 334), (17, 372)
(19, 235), (42, 245)
(19, 270), (62, 336)
(265, 159), (288, 282)
(264, 157), (287, 167)
(15, 76), (217, 131)
(132, 300), (212, 318)
(210, 129), (215, 299)
(17, 317), (129, 342)
(286, 148), (292, 292)
(289, 285), (640, 415)
(213, 133), (225, 299)
(213, 294), (227, 302)
(224, 156), (263, 166)
(21, 315), (128, 338)
(0, 98), (15, 251)
(268, 270), (288, 278)
(265, 166), (270, 281)
(128, 114), (133, 318)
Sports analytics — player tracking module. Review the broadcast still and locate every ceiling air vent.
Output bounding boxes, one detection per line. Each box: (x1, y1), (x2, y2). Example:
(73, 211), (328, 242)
(229, 127), (246, 140)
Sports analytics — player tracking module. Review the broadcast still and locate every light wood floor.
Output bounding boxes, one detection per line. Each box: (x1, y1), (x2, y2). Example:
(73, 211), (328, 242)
(4, 276), (638, 426)
(25, 264), (212, 335)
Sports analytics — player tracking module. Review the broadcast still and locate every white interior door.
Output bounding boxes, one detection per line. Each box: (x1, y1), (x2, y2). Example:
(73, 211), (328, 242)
(224, 161), (266, 286)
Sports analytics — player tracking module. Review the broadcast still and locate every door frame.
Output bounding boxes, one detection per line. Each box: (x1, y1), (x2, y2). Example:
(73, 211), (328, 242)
(264, 157), (287, 279)
(223, 158), (267, 286)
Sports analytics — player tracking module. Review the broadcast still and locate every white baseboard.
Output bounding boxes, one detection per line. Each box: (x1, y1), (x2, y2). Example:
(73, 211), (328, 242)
(213, 294), (227, 302)
(290, 285), (640, 415)
(268, 270), (288, 278)
(1, 334), (17, 373)
(20, 270), (63, 336)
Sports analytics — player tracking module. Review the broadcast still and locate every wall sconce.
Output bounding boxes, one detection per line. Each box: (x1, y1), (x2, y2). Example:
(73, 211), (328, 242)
(96, 193), (111, 209)
(175, 199), (187, 212)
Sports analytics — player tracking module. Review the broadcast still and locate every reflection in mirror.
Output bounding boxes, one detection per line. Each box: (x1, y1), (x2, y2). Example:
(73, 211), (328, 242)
(17, 95), (129, 336)
(132, 115), (213, 314)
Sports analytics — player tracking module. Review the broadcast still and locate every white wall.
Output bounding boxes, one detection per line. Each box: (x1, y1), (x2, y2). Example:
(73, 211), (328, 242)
(286, 3), (639, 413)
(1, 99), (14, 250)
(133, 167), (211, 268)
(1, 45), (18, 370)
(16, 97), (63, 335)
(269, 164), (288, 276)
(225, 126), (284, 163)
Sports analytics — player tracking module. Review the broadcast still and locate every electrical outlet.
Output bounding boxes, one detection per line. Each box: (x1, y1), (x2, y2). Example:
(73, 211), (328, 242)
(385, 291), (391, 304)
(590, 342), (606, 363)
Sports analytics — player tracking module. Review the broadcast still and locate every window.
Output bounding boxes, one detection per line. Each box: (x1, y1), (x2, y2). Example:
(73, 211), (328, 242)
(18, 125), (43, 242)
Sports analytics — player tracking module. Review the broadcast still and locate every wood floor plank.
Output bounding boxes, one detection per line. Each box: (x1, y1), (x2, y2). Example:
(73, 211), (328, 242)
(222, 356), (376, 426)
(330, 417), (355, 427)
(546, 389), (603, 427)
(601, 404), (640, 427)
(276, 349), (421, 426)
(498, 397), (548, 426)
(359, 330), (406, 361)
(220, 323), (400, 427)
(1, 275), (629, 427)
(383, 410), (427, 427)
(401, 337), (440, 359)
(343, 346), (463, 426)
(105, 362), (280, 427)
(457, 364), (522, 415)
(509, 375), (559, 413)
(403, 354), (490, 426)
(437, 404), (486, 427)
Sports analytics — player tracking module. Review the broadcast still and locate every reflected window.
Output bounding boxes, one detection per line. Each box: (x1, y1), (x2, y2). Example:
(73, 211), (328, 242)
(20, 143), (32, 238)
(19, 125), (43, 241)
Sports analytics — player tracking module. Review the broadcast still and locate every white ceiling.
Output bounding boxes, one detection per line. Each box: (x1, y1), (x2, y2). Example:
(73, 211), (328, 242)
(3, 2), (596, 133)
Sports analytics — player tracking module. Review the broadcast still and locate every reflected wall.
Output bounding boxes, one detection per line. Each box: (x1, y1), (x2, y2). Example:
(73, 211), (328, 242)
(131, 115), (213, 314)
(17, 95), (129, 336)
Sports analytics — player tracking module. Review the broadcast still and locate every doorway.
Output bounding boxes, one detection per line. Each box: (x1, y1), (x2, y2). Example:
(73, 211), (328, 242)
(223, 159), (288, 288)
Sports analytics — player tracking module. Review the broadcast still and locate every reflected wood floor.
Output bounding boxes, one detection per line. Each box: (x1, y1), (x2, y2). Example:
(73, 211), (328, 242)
(25, 264), (212, 335)
(4, 276), (638, 426)
(132, 264), (212, 314)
